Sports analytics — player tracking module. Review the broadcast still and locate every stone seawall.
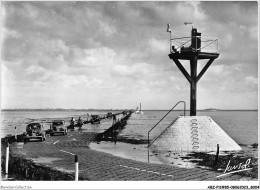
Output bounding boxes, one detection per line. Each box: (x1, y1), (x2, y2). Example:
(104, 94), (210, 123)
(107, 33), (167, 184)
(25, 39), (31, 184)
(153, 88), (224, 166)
(151, 116), (242, 152)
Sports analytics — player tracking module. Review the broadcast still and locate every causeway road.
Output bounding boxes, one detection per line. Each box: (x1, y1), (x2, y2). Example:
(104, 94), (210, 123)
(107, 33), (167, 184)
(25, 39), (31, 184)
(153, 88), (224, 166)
(9, 129), (248, 181)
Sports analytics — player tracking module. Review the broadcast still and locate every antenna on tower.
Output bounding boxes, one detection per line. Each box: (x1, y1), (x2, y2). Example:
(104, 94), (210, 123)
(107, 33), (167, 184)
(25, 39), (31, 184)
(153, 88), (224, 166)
(167, 23), (172, 53)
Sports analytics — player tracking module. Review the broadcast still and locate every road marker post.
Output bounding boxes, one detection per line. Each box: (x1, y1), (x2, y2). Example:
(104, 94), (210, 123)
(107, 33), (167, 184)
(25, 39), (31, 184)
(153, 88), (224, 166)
(75, 155), (79, 181)
(15, 127), (17, 141)
(5, 142), (9, 178)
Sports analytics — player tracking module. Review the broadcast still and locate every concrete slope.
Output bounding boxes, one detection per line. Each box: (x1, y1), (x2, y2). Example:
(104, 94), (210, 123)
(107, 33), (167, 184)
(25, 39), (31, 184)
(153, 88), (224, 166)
(150, 116), (241, 152)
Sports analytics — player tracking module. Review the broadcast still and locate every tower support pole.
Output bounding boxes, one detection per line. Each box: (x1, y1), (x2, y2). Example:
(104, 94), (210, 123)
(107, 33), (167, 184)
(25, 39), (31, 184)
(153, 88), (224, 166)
(190, 55), (198, 116)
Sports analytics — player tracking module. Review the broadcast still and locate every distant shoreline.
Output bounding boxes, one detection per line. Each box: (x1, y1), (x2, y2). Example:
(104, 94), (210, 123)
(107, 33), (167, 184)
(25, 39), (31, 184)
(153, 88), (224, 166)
(1, 109), (258, 112)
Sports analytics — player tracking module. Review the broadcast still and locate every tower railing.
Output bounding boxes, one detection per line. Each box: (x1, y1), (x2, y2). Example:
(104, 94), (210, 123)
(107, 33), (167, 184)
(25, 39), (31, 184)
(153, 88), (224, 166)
(171, 36), (218, 53)
(147, 101), (186, 148)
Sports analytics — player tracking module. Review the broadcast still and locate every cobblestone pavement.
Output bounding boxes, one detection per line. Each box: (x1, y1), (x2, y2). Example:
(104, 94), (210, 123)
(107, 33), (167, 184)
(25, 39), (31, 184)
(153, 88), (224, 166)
(10, 130), (244, 181)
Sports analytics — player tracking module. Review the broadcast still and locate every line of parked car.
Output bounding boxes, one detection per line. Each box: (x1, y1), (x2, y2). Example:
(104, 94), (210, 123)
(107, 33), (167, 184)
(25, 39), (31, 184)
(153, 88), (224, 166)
(23, 120), (67, 142)
(23, 113), (114, 142)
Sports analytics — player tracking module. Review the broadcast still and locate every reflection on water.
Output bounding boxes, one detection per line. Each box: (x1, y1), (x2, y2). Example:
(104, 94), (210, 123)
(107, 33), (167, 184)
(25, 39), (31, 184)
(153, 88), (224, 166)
(30, 157), (62, 164)
(90, 141), (166, 165)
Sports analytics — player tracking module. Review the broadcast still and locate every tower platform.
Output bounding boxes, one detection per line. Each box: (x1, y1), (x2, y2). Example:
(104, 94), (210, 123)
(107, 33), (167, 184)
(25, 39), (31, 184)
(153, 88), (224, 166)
(150, 116), (241, 152)
(169, 51), (219, 60)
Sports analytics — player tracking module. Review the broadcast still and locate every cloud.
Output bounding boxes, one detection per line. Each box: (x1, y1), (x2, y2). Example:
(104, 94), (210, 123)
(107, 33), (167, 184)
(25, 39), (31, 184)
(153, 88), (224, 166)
(249, 26), (258, 40)
(1, 63), (15, 85)
(199, 64), (231, 82)
(1, 1), (258, 109)
(98, 20), (117, 36)
(238, 25), (247, 35)
(207, 65), (227, 75)
(200, 2), (258, 26)
(78, 47), (116, 67)
(175, 2), (206, 22)
(112, 62), (152, 77)
(2, 28), (21, 39)
(23, 2), (39, 19)
(220, 33), (233, 50)
(25, 65), (49, 80)
(148, 38), (168, 53)
(245, 76), (258, 85)
(185, 2), (207, 21)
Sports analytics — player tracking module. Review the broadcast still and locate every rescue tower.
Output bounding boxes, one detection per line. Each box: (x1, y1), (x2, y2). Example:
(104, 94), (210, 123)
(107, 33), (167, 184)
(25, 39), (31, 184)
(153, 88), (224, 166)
(148, 24), (241, 153)
(167, 24), (219, 116)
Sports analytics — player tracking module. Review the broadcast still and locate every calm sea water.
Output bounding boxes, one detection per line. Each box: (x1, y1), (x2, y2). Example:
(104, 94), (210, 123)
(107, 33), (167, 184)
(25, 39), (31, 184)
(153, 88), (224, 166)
(0, 110), (112, 137)
(120, 110), (258, 145)
(1, 110), (258, 145)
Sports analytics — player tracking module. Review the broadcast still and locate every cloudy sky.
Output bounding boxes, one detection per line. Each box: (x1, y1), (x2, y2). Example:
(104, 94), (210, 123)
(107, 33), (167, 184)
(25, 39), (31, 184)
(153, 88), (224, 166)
(1, 1), (258, 110)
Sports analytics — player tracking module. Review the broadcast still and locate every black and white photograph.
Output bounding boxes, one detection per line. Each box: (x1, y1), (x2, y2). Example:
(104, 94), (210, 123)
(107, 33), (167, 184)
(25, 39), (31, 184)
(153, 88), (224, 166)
(1, 1), (259, 189)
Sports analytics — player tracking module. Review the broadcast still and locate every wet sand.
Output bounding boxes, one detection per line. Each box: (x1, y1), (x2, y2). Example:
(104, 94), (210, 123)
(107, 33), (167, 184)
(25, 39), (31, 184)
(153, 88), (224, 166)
(90, 141), (258, 180)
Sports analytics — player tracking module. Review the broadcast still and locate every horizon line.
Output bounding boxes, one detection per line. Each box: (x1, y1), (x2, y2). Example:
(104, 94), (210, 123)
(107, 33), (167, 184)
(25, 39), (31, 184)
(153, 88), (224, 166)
(1, 108), (258, 111)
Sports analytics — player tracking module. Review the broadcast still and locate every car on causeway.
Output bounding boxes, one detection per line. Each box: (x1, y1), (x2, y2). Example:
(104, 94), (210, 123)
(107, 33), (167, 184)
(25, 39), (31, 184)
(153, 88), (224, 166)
(90, 115), (101, 124)
(45, 120), (67, 136)
(106, 112), (113, 118)
(23, 123), (46, 142)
